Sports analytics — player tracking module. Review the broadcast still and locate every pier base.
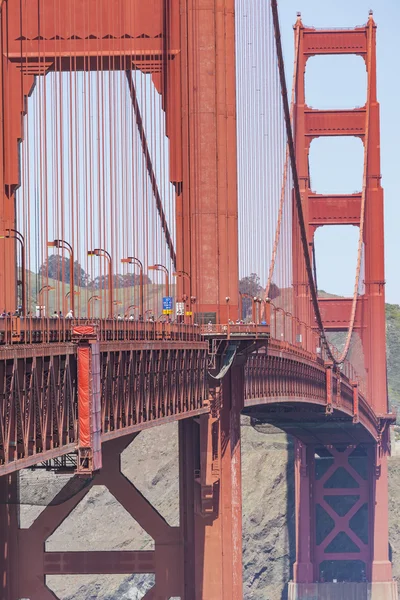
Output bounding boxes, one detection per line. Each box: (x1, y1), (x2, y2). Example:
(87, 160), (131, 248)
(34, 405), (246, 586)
(288, 581), (398, 600)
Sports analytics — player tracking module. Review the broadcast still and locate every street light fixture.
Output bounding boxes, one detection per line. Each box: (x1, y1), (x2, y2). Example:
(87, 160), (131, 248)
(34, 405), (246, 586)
(148, 264), (169, 297)
(64, 290), (80, 315)
(253, 297), (263, 325)
(37, 285), (55, 316)
(113, 300), (123, 317)
(47, 239), (75, 314)
(88, 249), (113, 317)
(0, 229), (26, 315)
(172, 270), (191, 287)
(121, 256), (144, 318)
(126, 304), (139, 316)
(87, 295), (100, 318)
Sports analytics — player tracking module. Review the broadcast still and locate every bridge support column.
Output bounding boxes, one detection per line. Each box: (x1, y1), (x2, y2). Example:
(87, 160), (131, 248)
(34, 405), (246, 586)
(0, 474), (19, 600)
(293, 441), (313, 582)
(371, 443), (393, 582)
(289, 439), (397, 599)
(288, 582), (398, 600)
(180, 0), (239, 323)
(180, 365), (244, 599)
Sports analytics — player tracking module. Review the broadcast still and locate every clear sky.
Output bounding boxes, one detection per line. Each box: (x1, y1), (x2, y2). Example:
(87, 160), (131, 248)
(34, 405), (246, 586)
(278, 0), (400, 303)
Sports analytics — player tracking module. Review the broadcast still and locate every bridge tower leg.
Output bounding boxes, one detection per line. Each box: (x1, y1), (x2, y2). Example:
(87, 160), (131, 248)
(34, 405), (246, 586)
(289, 437), (397, 600)
(180, 0), (239, 324)
(180, 364), (244, 599)
(291, 13), (397, 599)
(0, 474), (19, 600)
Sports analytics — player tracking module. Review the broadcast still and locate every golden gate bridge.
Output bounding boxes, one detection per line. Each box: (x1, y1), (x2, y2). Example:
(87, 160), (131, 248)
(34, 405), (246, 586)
(0, 1), (395, 598)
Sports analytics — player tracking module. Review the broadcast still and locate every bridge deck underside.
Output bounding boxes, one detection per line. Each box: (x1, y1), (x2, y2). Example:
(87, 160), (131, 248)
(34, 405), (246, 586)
(243, 401), (374, 444)
(243, 350), (384, 443)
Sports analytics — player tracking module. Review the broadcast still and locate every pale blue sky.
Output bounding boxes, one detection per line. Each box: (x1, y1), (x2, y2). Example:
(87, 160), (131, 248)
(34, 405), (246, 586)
(278, 0), (400, 303)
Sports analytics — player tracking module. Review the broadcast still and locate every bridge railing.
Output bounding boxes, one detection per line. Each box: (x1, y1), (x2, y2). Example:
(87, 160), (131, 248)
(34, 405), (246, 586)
(200, 322), (270, 338)
(0, 312), (366, 395)
(0, 316), (203, 345)
(267, 303), (366, 396)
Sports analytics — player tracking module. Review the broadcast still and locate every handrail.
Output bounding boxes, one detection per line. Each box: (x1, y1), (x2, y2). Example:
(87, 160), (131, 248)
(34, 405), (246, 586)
(0, 317), (203, 345)
(0, 308), (366, 398)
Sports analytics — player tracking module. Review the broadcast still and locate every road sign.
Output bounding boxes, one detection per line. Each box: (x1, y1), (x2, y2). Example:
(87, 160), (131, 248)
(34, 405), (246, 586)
(162, 296), (173, 315)
(176, 302), (185, 316)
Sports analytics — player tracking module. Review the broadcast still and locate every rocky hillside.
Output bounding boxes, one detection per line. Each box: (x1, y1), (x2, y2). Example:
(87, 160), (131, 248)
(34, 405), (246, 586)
(20, 303), (400, 600)
(387, 303), (400, 408)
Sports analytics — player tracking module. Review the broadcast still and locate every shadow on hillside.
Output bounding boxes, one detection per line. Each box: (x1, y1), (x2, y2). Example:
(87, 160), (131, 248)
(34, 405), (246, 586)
(281, 435), (296, 600)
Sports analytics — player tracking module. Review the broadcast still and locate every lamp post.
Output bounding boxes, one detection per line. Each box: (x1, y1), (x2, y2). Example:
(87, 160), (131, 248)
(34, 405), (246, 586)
(64, 290), (80, 315)
(48, 239), (75, 314)
(148, 264), (169, 297)
(226, 296), (230, 325)
(121, 256), (144, 318)
(37, 285), (55, 316)
(172, 270), (191, 291)
(87, 295), (100, 319)
(126, 304), (138, 316)
(88, 249), (113, 317)
(0, 229), (26, 315)
(253, 297), (263, 325)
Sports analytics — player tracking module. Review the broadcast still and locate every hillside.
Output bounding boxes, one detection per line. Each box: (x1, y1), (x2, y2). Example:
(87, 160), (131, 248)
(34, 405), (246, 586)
(22, 270), (175, 318)
(387, 303), (400, 407)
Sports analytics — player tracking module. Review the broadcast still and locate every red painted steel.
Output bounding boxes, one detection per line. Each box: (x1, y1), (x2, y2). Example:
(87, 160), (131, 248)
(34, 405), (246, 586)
(0, 342), (208, 475)
(15, 436), (182, 598)
(179, 365), (244, 600)
(0, 1), (395, 597)
(179, 0), (239, 324)
(77, 345), (91, 448)
(289, 13), (395, 588)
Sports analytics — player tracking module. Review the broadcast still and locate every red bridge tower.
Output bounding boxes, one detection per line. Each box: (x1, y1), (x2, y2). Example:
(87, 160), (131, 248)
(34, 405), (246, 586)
(289, 12), (397, 599)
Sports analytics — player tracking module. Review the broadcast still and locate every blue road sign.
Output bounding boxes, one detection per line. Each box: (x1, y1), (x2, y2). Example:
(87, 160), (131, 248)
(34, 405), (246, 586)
(162, 296), (173, 314)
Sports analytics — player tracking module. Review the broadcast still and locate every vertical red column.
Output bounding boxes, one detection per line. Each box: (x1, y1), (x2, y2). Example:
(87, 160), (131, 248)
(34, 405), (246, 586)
(293, 441), (313, 583)
(361, 19), (388, 416)
(0, 0), (36, 312)
(0, 30), (15, 312)
(292, 13), (395, 592)
(180, 0), (239, 324)
(361, 19), (393, 583)
(179, 365), (243, 599)
(292, 16), (311, 326)
(76, 331), (102, 474)
(0, 474), (19, 600)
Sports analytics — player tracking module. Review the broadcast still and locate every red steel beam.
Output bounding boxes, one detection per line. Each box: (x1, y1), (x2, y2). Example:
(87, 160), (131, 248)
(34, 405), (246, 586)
(44, 551), (155, 575)
(309, 193), (361, 227)
(302, 29), (368, 55)
(317, 297), (363, 331)
(305, 108), (366, 137)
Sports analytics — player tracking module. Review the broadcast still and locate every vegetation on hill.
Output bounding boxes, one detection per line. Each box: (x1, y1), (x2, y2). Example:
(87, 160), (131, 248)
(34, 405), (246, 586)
(386, 303), (400, 408)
